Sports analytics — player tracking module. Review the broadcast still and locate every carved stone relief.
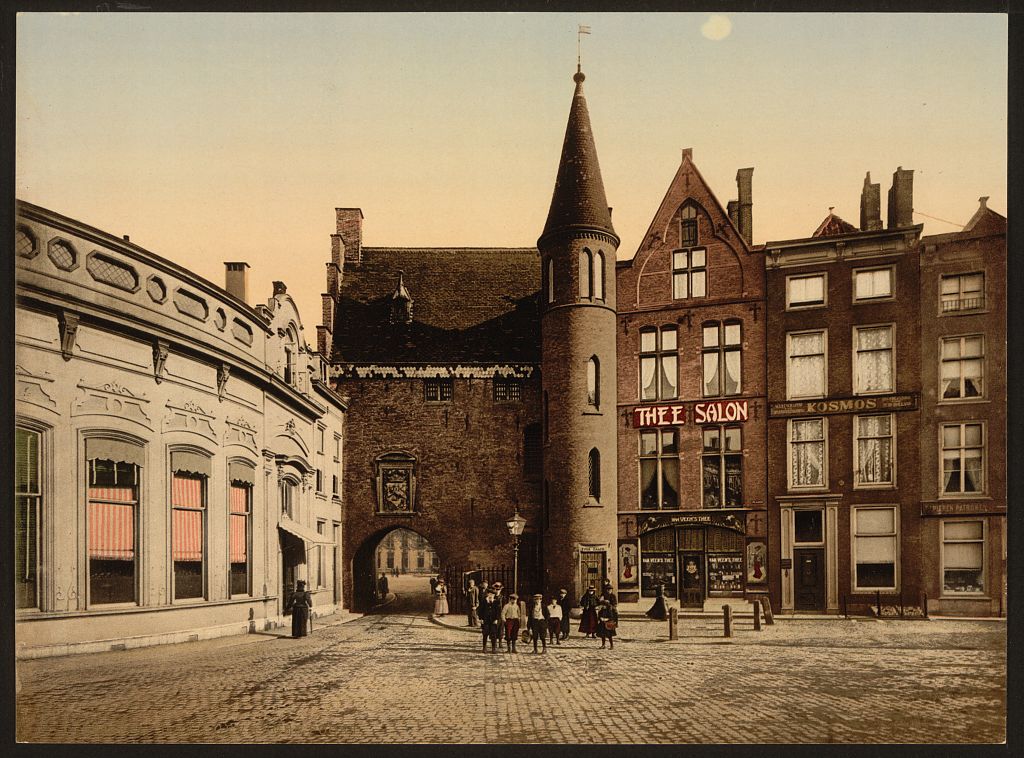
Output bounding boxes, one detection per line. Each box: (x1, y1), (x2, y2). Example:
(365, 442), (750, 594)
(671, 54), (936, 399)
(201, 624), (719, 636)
(163, 399), (217, 441)
(224, 416), (258, 453)
(15, 365), (57, 413)
(72, 380), (152, 429)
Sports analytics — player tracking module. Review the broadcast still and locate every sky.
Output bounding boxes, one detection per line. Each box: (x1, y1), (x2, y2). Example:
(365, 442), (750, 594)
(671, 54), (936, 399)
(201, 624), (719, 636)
(17, 12), (1007, 338)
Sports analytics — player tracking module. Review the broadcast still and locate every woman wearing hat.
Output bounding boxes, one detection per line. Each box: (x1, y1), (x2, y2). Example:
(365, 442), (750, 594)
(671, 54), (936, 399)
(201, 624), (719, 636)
(289, 580), (312, 638)
(526, 593), (550, 653)
(500, 592), (523, 653)
(578, 585), (600, 638)
(433, 577), (449, 617)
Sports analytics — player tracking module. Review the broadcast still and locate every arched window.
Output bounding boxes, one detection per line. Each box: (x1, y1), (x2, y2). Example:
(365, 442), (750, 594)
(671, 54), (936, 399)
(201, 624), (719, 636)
(593, 250), (605, 300)
(546, 257), (555, 303)
(588, 448), (601, 501)
(579, 249), (593, 298)
(228, 460), (256, 597)
(587, 356), (600, 408)
(680, 203), (699, 246)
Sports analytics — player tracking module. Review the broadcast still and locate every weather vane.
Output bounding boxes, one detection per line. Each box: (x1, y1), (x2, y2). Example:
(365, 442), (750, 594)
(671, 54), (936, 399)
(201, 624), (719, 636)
(577, 24), (591, 71)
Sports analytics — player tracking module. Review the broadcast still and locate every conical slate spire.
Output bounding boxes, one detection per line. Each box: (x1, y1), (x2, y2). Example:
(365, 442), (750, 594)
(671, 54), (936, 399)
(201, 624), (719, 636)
(540, 69), (616, 242)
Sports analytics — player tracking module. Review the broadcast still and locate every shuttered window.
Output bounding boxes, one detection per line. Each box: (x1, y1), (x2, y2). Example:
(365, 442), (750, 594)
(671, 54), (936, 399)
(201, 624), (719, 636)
(15, 428), (41, 609)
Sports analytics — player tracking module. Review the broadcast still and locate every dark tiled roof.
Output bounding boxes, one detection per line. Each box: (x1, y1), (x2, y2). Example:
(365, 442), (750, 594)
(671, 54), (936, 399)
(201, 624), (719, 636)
(812, 212), (859, 237)
(541, 72), (616, 242)
(331, 247), (541, 364)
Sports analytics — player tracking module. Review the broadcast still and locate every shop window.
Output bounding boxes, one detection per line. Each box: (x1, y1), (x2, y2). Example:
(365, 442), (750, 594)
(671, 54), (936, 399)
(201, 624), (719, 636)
(587, 356), (600, 408)
(854, 267), (894, 301)
(639, 326), (678, 401)
(854, 414), (894, 487)
(588, 448), (601, 501)
(229, 461), (254, 597)
(941, 335), (984, 399)
(786, 273), (826, 309)
(854, 325), (894, 394)
(424, 378), (453, 402)
(787, 330), (826, 399)
(789, 418), (826, 489)
(942, 423), (985, 495)
(523, 424), (542, 481)
(940, 272), (985, 313)
(376, 452), (416, 513)
(942, 520), (985, 595)
(171, 452), (209, 600)
(87, 451), (141, 605)
(641, 529), (676, 598)
(702, 427), (742, 508)
(15, 427), (42, 609)
(853, 507), (897, 590)
(672, 248), (706, 300)
(702, 321), (742, 397)
(639, 429), (679, 509)
(679, 204), (698, 247)
(494, 377), (523, 402)
(579, 249), (593, 298)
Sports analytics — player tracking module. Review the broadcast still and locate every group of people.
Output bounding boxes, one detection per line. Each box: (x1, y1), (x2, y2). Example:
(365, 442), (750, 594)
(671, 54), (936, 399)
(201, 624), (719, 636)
(467, 579), (619, 653)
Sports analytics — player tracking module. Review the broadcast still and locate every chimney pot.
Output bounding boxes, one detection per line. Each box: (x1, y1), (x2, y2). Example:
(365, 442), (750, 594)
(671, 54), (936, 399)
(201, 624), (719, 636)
(122, 234), (130, 241)
(273, 281), (287, 296)
(224, 261), (250, 303)
(979, 196), (989, 209)
(336, 208), (364, 264)
(860, 171), (882, 231)
(681, 148), (693, 161)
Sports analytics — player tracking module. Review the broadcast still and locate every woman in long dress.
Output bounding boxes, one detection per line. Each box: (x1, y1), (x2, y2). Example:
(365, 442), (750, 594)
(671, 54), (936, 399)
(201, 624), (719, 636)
(290, 580), (312, 638)
(596, 599), (619, 649)
(646, 582), (668, 620)
(434, 578), (449, 616)
(578, 586), (600, 637)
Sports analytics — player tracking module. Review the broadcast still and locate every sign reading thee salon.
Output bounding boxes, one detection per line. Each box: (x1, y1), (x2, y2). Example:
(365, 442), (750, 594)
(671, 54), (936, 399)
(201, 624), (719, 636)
(632, 399), (749, 428)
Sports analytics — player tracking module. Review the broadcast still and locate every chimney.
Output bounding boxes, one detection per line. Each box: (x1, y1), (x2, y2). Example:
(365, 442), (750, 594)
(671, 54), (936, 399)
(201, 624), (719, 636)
(736, 168), (754, 244)
(224, 262), (250, 303)
(886, 167), (914, 229)
(273, 281), (287, 296)
(727, 200), (739, 230)
(860, 172), (882, 231)
(336, 208), (364, 264)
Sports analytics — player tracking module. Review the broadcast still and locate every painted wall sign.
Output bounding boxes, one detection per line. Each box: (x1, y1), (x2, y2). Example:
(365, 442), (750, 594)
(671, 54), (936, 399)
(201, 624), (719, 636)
(618, 541), (639, 586)
(632, 399), (749, 428)
(637, 511), (746, 536)
(768, 393), (918, 418)
(921, 502), (1005, 517)
(746, 541), (767, 584)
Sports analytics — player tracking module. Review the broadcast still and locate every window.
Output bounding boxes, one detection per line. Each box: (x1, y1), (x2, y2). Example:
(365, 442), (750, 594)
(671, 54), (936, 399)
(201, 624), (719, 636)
(424, 378), (453, 402)
(15, 427), (41, 609)
(639, 327), (678, 401)
(16, 226), (38, 258)
(333, 434), (341, 497)
(854, 267), (894, 301)
(523, 424), (542, 481)
(787, 331), (826, 399)
(639, 429), (679, 509)
(680, 204), (698, 247)
(229, 464), (253, 597)
(88, 454), (140, 605)
(854, 325), (894, 394)
(854, 414), (894, 487)
(281, 478), (297, 519)
(941, 336), (984, 399)
(592, 251), (605, 301)
(315, 426), (325, 494)
(942, 423), (984, 495)
(579, 249), (593, 298)
(702, 321), (742, 397)
(546, 258), (554, 303)
(794, 510), (823, 544)
(853, 507), (897, 590)
(942, 520), (985, 594)
(376, 452), (416, 513)
(941, 273), (985, 313)
(702, 427), (742, 508)
(494, 377), (523, 402)
(787, 273), (826, 308)
(171, 453), (208, 600)
(587, 356), (600, 408)
(283, 346), (294, 385)
(48, 239), (78, 270)
(316, 521), (326, 588)
(588, 448), (601, 501)
(789, 418), (826, 489)
(672, 248), (707, 300)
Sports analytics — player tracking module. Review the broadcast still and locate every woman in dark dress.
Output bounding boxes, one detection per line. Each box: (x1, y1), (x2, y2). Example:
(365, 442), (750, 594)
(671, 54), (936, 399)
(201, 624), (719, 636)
(646, 582), (668, 620)
(596, 599), (619, 649)
(290, 580), (312, 638)
(578, 586), (600, 637)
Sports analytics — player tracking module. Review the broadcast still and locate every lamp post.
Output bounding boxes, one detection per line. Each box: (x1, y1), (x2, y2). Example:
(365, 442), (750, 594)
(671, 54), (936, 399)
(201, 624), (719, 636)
(505, 508), (527, 596)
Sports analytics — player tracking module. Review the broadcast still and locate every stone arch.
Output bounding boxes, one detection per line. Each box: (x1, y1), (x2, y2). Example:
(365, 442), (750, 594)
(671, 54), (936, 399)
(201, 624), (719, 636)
(350, 524), (446, 612)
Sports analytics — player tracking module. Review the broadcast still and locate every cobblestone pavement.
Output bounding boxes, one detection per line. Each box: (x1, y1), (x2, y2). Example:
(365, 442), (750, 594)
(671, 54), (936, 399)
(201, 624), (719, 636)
(16, 592), (1005, 744)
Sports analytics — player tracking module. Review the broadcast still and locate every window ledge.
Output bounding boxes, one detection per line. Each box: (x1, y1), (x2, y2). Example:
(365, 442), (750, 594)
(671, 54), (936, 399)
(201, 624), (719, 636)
(853, 297), (897, 305)
(939, 593), (990, 600)
(936, 398), (989, 405)
(375, 511), (417, 517)
(582, 410), (604, 416)
(786, 304), (827, 311)
(849, 588), (898, 594)
(937, 494), (990, 501)
(853, 484), (897, 491)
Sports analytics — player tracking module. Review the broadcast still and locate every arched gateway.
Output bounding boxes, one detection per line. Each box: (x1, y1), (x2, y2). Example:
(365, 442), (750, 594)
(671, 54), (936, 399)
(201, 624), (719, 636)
(350, 526), (443, 612)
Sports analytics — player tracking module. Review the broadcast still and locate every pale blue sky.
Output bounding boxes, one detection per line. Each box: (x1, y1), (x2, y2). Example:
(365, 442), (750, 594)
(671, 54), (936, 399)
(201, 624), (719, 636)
(17, 12), (1007, 332)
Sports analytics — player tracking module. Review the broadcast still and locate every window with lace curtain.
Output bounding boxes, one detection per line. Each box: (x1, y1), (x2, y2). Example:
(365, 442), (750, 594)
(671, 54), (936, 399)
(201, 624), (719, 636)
(941, 423), (985, 495)
(786, 330), (826, 399)
(702, 321), (742, 397)
(941, 335), (984, 400)
(639, 429), (679, 509)
(639, 327), (678, 401)
(789, 418), (826, 489)
(854, 414), (894, 487)
(854, 325), (894, 394)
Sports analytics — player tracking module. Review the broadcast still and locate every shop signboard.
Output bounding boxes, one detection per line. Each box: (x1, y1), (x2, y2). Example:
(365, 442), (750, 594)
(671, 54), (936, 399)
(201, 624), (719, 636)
(708, 555), (743, 593)
(768, 393), (918, 418)
(638, 511), (745, 536)
(618, 541), (639, 586)
(632, 399), (749, 428)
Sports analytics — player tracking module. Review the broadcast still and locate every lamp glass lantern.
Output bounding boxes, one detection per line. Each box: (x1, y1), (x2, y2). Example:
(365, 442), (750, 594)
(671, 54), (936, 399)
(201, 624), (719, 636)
(506, 508), (527, 595)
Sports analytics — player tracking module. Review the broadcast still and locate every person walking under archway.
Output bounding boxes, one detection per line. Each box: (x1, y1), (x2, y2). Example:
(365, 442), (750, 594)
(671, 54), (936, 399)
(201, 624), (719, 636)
(377, 572), (389, 602)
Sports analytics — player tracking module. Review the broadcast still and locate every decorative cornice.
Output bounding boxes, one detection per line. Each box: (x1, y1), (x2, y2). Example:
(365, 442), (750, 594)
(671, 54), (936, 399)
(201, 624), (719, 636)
(330, 363), (537, 380)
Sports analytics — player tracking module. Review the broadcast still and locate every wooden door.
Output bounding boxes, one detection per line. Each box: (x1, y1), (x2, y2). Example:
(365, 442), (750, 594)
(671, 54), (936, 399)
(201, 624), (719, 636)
(793, 548), (825, 611)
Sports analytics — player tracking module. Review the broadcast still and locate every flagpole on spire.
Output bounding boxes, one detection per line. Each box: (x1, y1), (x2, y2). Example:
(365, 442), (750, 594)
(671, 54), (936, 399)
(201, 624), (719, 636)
(577, 24), (591, 72)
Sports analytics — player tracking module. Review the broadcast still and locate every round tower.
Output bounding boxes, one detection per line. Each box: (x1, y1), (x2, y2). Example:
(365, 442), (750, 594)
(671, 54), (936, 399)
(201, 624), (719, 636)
(539, 68), (619, 600)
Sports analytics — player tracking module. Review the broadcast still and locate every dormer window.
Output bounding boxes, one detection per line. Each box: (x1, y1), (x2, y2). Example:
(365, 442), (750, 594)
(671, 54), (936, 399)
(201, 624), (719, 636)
(680, 204), (698, 246)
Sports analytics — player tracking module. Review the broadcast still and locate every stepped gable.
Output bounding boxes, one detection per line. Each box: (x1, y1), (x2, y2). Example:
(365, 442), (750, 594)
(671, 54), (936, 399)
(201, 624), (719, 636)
(332, 247), (540, 364)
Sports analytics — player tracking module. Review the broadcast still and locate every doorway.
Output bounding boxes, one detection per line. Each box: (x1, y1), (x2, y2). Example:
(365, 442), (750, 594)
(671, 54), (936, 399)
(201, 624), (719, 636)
(793, 548), (825, 611)
(280, 532), (305, 615)
(579, 550), (607, 592)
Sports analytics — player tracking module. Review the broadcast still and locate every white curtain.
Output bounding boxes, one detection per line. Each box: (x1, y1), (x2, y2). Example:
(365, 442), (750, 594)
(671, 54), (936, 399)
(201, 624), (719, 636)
(857, 327), (893, 392)
(789, 333), (824, 397)
(791, 419), (824, 486)
(857, 415), (892, 483)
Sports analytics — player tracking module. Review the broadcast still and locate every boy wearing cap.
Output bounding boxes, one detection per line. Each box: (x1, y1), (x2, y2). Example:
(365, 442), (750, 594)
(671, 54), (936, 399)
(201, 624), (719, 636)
(478, 588), (501, 652)
(500, 593), (523, 653)
(557, 588), (572, 641)
(526, 593), (550, 653)
(546, 596), (563, 644)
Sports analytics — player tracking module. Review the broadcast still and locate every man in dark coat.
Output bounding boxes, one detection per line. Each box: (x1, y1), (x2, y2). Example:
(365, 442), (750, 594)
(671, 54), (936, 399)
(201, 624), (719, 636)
(478, 588), (501, 652)
(377, 572), (389, 601)
(290, 580), (312, 638)
(557, 588), (572, 640)
(526, 593), (550, 653)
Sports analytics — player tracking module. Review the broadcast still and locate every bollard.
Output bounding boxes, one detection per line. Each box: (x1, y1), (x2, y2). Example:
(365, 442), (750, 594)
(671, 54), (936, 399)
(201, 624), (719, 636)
(668, 606), (678, 640)
(876, 590), (882, 617)
(723, 605), (733, 638)
(752, 600), (762, 631)
(761, 594), (774, 625)
(922, 592), (929, 619)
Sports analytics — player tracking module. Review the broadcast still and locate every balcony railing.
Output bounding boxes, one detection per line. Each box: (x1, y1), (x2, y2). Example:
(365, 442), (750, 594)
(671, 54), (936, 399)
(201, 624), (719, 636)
(941, 295), (985, 313)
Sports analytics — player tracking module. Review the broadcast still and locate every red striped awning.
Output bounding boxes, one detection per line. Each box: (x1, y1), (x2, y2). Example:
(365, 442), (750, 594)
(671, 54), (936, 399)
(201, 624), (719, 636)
(172, 474), (204, 509)
(88, 500), (135, 560)
(172, 508), (203, 562)
(89, 486), (136, 504)
(229, 484), (249, 514)
(230, 513), (247, 564)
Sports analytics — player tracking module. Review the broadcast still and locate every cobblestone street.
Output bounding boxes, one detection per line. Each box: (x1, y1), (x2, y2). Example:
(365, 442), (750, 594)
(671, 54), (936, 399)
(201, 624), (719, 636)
(16, 592), (1005, 744)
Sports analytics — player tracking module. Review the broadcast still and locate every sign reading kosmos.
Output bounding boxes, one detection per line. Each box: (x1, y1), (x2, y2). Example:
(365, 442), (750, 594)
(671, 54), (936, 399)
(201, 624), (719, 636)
(632, 400), (749, 428)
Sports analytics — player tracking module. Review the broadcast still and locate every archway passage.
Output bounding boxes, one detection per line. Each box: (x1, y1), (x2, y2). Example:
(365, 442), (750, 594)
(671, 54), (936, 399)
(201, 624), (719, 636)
(352, 527), (442, 614)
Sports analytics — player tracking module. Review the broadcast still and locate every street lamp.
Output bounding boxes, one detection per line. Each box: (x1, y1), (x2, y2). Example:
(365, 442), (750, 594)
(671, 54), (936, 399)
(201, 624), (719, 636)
(505, 508), (527, 596)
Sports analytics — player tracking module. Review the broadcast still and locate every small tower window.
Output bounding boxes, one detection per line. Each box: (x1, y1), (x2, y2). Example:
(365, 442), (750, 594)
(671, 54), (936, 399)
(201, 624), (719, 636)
(587, 356), (600, 408)
(588, 448), (601, 501)
(593, 250), (605, 300)
(547, 258), (555, 303)
(579, 249), (594, 298)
